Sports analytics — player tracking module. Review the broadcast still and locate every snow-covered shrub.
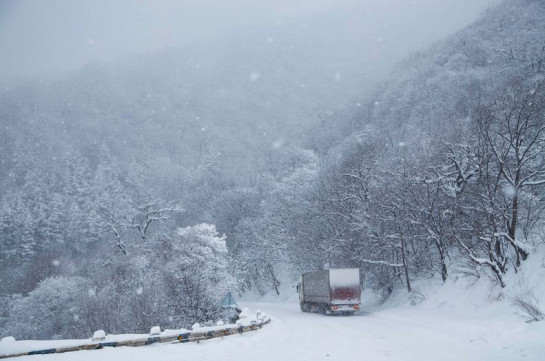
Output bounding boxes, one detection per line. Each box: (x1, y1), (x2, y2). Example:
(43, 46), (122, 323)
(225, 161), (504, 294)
(5, 276), (89, 339)
(154, 224), (235, 327)
(0, 294), (21, 338)
(79, 281), (127, 337)
(122, 271), (169, 333)
(511, 286), (544, 323)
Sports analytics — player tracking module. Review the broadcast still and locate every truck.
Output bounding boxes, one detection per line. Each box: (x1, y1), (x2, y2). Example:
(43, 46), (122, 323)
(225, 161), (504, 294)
(297, 268), (361, 314)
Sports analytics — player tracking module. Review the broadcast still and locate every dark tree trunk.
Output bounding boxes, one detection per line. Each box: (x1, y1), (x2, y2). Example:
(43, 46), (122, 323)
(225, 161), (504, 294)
(509, 190), (528, 266)
(435, 241), (448, 282)
(401, 239), (411, 293)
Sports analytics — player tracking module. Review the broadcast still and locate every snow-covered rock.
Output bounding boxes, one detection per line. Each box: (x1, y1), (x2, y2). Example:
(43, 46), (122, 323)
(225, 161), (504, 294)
(191, 323), (201, 330)
(1, 336), (15, 343)
(216, 320), (224, 326)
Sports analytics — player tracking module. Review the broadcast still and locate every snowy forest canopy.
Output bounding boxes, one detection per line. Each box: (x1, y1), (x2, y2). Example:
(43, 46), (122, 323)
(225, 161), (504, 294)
(1, 0), (545, 340)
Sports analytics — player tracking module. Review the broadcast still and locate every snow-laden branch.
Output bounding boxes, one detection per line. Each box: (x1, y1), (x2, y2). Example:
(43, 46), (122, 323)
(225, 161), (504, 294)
(494, 232), (531, 254)
(361, 259), (403, 267)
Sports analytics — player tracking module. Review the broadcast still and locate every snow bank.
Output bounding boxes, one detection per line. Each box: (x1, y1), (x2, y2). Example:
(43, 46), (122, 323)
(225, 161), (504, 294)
(366, 245), (543, 312)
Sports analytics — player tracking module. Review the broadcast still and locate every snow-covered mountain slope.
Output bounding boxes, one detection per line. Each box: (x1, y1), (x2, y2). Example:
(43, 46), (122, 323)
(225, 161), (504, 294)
(362, 0), (545, 146)
(307, 0), (545, 294)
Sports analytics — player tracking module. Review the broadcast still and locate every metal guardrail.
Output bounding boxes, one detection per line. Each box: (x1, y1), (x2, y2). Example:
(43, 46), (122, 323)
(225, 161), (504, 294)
(0, 318), (271, 359)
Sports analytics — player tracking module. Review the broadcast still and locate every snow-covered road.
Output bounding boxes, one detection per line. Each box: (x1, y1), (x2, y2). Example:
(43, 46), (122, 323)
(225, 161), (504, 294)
(8, 301), (545, 361)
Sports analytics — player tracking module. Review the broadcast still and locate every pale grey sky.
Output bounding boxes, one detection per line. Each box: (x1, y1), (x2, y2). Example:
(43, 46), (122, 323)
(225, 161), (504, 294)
(0, 0), (495, 78)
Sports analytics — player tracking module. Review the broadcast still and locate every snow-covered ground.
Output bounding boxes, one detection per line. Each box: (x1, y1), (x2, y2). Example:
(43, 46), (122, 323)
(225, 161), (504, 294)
(2, 299), (543, 361)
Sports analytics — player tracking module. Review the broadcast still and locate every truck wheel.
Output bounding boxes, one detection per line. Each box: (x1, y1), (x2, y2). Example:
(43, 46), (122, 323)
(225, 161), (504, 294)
(319, 303), (328, 314)
(300, 302), (309, 312)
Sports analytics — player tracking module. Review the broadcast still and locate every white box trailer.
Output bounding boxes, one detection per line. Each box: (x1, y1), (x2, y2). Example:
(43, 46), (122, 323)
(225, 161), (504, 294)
(297, 268), (361, 314)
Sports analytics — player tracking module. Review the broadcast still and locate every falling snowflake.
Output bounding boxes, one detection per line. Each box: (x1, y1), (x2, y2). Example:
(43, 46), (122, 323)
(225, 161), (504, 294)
(272, 138), (285, 149)
(502, 184), (516, 199)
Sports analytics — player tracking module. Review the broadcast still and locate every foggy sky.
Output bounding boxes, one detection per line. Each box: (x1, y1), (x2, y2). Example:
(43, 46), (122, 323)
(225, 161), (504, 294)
(0, 0), (494, 79)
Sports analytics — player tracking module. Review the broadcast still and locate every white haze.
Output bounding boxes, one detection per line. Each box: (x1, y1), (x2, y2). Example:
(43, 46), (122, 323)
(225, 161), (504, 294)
(0, 0), (492, 79)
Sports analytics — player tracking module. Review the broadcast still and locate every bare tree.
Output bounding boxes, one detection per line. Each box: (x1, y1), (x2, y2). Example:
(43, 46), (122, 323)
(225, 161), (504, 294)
(475, 79), (545, 266)
(437, 79), (545, 286)
(102, 201), (182, 257)
(128, 201), (183, 242)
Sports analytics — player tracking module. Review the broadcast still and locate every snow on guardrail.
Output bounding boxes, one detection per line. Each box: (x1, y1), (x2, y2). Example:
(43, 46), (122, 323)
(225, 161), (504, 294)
(0, 313), (271, 359)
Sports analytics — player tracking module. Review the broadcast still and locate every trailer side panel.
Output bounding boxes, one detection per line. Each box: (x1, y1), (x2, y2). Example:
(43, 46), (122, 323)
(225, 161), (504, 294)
(302, 270), (330, 303)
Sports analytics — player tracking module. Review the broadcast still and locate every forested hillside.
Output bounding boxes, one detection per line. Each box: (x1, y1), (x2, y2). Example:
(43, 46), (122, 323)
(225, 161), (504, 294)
(1, 0), (544, 340)
(0, 16), (365, 338)
(227, 0), (545, 295)
(286, 0), (545, 293)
